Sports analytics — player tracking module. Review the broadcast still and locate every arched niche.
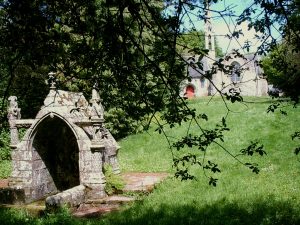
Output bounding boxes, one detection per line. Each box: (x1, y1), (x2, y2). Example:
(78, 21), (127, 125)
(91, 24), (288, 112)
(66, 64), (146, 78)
(231, 61), (241, 83)
(30, 114), (80, 194)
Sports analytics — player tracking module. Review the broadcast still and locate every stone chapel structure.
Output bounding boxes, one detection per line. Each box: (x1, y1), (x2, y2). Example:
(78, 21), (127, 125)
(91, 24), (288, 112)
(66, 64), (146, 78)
(1, 73), (120, 207)
(180, 9), (269, 98)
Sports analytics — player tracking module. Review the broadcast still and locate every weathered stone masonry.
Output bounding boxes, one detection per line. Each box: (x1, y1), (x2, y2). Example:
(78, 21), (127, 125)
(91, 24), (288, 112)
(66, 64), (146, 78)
(1, 74), (120, 207)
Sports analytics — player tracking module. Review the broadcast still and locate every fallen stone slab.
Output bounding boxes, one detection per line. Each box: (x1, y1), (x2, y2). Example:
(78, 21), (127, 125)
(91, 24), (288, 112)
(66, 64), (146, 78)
(85, 195), (135, 205)
(73, 204), (120, 218)
(45, 185), (86, 210)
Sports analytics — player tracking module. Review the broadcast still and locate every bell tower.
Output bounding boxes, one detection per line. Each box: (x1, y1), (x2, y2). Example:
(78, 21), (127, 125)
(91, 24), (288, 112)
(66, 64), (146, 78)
(204, 4), (216, 60)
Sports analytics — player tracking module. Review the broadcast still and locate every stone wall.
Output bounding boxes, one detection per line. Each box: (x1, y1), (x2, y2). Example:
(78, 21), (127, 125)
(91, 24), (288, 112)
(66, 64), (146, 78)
(3, 87), (120, 204)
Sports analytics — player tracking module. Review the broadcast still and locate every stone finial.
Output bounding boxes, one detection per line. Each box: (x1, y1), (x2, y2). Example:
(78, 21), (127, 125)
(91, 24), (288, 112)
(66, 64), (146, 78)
(47, 72), (57, 90)
(91, 82), (101, 103)
(89, 83), (104, 119)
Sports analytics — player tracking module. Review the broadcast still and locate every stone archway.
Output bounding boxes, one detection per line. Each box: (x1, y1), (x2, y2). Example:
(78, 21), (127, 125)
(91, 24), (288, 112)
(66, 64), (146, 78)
(4, 86), (120, 205)
(31, 115), (80, 194)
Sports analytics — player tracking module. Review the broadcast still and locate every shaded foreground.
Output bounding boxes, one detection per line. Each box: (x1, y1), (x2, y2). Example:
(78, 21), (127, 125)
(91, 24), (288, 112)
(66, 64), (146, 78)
(0, 191), (299, 225)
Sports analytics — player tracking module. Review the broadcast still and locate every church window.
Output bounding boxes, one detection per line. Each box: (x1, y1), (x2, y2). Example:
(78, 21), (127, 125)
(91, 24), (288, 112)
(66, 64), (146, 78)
(200, 78), (205, 88)
(231, 61), (241, 83)
(208, 35), (212, 50)
(208, 24), (212, 32)
(208, 84), (213, 96)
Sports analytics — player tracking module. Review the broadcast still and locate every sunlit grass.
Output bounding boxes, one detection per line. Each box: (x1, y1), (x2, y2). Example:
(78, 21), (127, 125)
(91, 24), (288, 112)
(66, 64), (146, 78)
(111, 96), (300, 225)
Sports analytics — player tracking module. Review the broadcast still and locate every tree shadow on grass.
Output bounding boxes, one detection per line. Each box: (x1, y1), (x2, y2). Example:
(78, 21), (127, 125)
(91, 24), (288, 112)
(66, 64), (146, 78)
(0, 196), (299, 225)
(102, 196), (300, 225)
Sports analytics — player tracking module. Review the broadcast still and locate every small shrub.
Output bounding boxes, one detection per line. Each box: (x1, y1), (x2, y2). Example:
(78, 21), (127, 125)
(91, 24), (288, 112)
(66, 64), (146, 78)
(0, 160), (12, 178)
(0, 129), (11, 160)
(103, 164), (125, 195)
(105, 107), (146, 140)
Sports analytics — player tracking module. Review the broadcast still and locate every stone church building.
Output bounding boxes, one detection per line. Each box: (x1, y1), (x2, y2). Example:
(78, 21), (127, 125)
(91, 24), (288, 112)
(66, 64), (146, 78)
(180, 11), (268, 98)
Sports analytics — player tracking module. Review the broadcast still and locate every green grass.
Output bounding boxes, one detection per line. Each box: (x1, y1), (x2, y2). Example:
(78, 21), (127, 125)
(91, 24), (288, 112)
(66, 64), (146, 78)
(110, 97), (300, 225)
(1, 97), (300, 224)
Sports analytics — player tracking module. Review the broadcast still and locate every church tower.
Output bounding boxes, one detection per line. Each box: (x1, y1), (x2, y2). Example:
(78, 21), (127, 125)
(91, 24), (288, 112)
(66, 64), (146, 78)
(204, 2), (217, 96)
(204, 4), (216, 60)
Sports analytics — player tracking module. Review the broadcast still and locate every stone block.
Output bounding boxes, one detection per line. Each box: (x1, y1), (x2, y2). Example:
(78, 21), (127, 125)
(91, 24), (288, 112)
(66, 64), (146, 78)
(85, 186), (106, 200)
(11, 150), (32, 161)
(33, 169), (53, 187)
(60, 193), (72, 205)
(81, 172), (105, 185)
(79, 151), (91, 161)
(22, 176), (33, 185)
(32, 159), (46, 170)
(11, 170), (32, 179)
(91, 152), (102, 161)
(77, 139), (87, 148)
(31, 183), (50, 200)
(16, 160), (32, 171)
(83, 160), (92, 168)
(32, 149), (41, 160)
(46, 181), (57, 193)
(45, 185), (85, 209)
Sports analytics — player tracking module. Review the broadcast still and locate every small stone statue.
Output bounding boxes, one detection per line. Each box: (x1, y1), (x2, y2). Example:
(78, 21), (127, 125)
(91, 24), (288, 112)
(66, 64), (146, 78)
(7, 96), (21, 147)
(7, 96), (21, 122)
(47, 72), (57, 90)
(88, 84), (104, 119)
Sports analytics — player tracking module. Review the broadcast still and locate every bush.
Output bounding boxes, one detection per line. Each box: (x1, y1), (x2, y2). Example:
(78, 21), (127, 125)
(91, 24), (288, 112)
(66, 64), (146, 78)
(0, 160), (12, 178)
(105, 107), (146, 140)
(0, 129), (11, 160)
(103, 164), (125, 195)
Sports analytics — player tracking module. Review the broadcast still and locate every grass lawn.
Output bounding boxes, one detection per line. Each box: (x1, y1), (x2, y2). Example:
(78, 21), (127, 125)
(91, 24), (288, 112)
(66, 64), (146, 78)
(1, 97), (300, 225)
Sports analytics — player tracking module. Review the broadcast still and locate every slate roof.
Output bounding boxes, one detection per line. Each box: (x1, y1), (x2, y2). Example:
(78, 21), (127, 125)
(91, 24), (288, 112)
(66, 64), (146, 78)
(185, 52), (264, 79)
(186, 57), (210, 78)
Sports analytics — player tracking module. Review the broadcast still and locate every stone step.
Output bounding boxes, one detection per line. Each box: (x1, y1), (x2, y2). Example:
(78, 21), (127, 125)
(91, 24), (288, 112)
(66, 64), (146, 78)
(73, 203), (120, 218)
(73, 195), (135, 218)
(85, 195), (135, 205)
(121, 172), (169, 192)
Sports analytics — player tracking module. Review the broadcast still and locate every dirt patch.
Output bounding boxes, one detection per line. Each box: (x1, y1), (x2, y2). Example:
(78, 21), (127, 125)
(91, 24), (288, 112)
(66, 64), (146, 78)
(0, 179), (8, 188)
(121, 172), (169, 192)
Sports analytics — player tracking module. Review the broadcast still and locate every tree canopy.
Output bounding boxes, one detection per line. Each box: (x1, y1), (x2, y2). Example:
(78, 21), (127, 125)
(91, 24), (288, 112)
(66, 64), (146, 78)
(177, 30), (223, 57)
(261, 41), (300, 102)
(0, 0), (299, 184)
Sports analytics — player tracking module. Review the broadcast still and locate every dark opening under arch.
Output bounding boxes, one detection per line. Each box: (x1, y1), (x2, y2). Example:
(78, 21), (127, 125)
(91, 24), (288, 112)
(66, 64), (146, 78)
(32, 116), (80, 192)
